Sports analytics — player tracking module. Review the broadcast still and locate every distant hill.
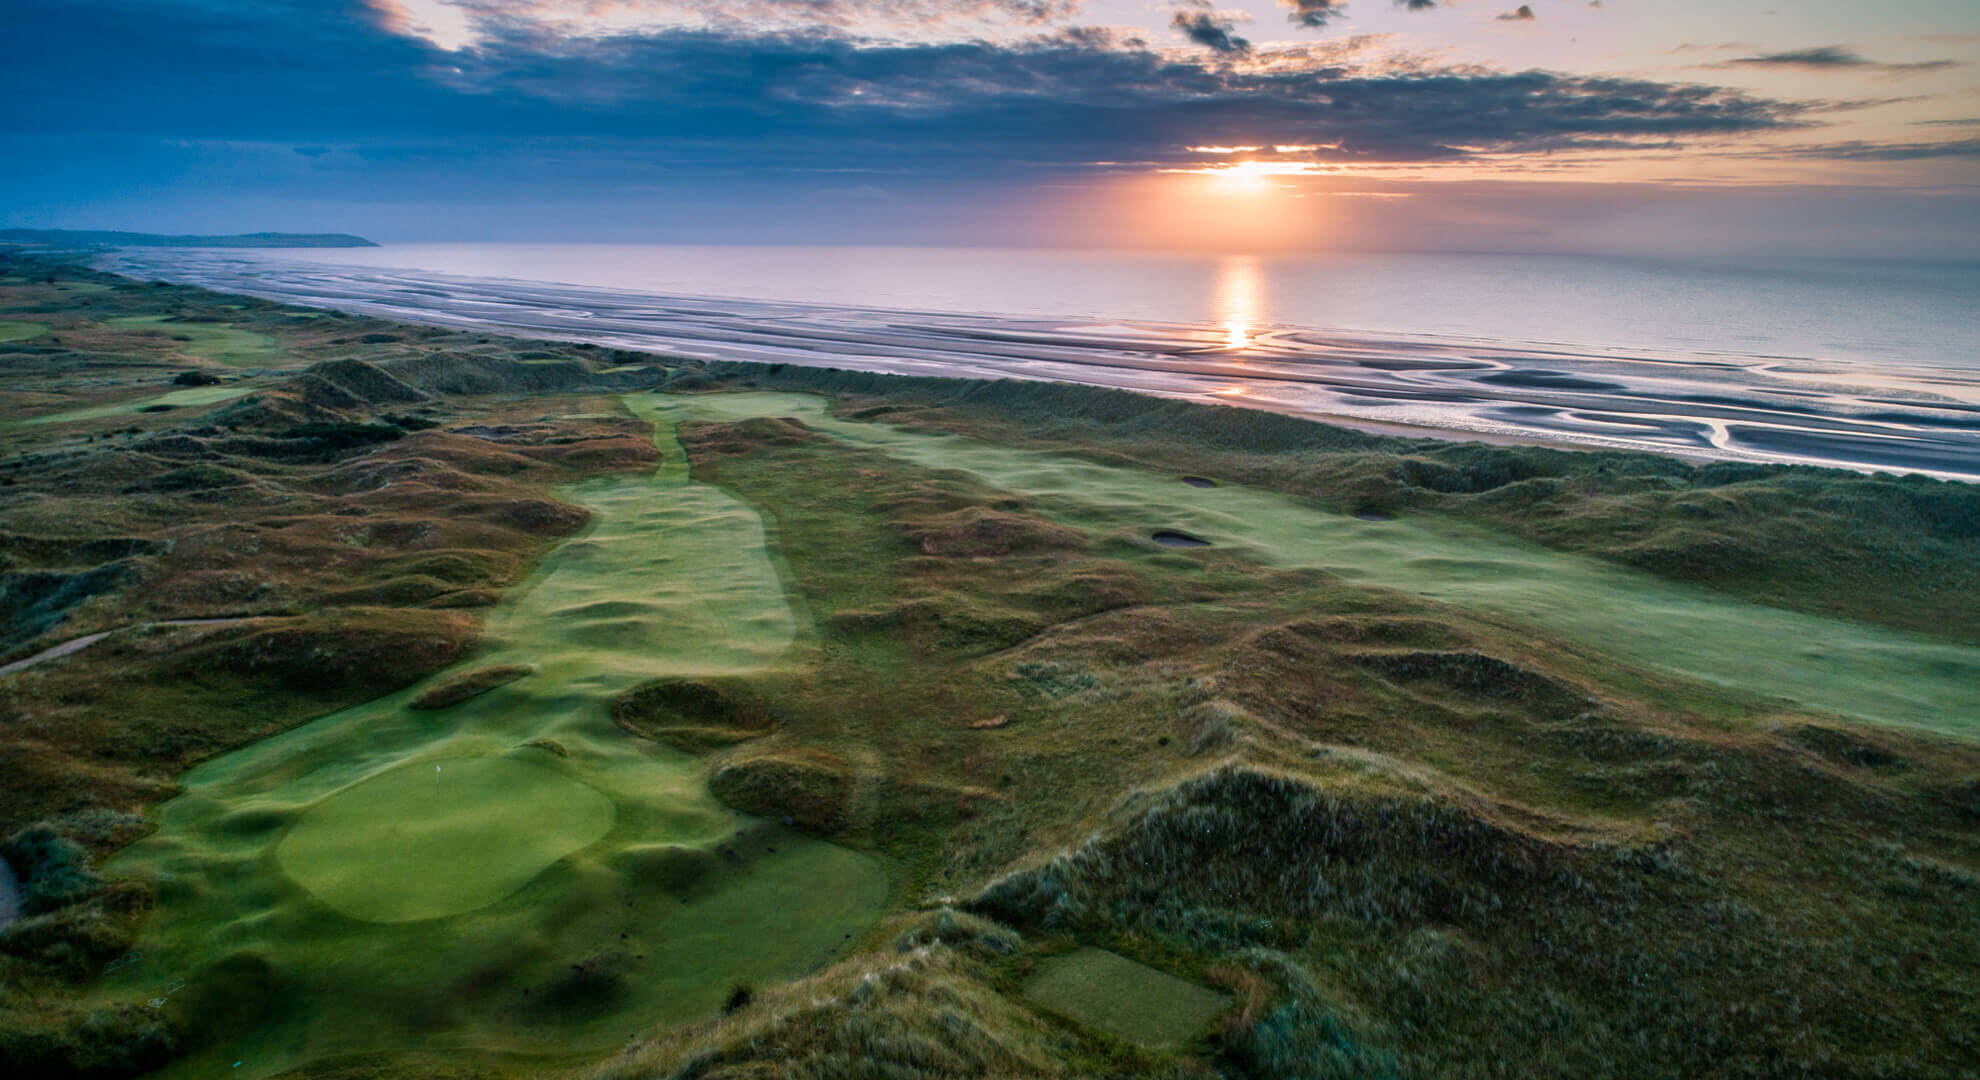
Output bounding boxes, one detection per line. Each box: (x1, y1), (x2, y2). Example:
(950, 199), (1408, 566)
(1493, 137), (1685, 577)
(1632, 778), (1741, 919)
(0, 229), (377, 249)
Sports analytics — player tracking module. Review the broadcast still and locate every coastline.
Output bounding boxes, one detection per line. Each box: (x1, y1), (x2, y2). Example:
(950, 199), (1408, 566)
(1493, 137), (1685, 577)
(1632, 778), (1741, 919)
(98, 248), (1980, 480)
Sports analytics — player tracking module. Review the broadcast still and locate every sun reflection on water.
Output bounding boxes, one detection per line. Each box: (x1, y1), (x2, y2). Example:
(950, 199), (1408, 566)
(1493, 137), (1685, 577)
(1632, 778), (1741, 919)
(1214, 254), (1264, 351)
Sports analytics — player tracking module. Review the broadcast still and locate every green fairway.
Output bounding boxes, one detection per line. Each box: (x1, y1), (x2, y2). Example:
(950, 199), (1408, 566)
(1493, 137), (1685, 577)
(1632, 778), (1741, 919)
(656, 391), (1980, 736)
(0, 319), (48, 342)
(101, 396), (877, 1078)
(17, 383), (255, 425)
(1025, 948), (1227, 1050)
(105, 314), (279, 366)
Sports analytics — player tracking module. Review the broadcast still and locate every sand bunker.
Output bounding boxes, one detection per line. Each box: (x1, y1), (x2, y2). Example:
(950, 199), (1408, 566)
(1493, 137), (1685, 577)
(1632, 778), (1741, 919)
(1152, 530), (1212, 548)
(276, 757), (614, 923)
(1025, 947), (1226, 1050)
(1181, 475), (1218, 489)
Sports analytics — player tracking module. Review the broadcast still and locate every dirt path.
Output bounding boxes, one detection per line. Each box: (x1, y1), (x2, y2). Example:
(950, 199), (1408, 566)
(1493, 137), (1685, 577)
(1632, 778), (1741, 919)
(0, 618), (253, 677)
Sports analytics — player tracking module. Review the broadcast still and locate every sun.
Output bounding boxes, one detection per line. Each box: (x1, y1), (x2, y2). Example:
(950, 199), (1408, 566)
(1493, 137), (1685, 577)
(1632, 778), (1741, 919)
(1209, 160), (1278, 196)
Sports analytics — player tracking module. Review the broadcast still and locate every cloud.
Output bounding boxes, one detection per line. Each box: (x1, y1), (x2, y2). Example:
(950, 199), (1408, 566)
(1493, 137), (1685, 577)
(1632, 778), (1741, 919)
(1281, 0), (1439, 31)
(1282, 0), (1345, 29)
(1774, 138), (1980, 161)
(1711, 46), (1959, 75)
(0, 0), (1815, 181)
(1171, 10), (1250, 53)
(1496, 5), (1535, 21)
(389, 0), (1085, 46)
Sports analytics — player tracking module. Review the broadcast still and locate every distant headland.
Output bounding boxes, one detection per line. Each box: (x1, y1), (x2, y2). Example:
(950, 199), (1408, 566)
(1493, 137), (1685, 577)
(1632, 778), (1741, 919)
(0, 229), (376, 248)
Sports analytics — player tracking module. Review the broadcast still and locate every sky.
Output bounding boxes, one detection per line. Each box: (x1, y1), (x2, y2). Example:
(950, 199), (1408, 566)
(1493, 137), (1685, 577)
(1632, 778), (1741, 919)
(2, 0), (1977, 255)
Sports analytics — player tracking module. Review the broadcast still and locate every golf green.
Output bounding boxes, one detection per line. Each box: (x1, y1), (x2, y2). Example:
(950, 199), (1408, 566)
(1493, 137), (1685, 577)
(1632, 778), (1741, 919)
(276, 756), (616, 923)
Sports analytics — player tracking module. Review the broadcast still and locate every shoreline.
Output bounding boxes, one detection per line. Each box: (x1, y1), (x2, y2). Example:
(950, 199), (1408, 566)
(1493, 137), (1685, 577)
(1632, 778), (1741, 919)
(94, 249), (1980, 481)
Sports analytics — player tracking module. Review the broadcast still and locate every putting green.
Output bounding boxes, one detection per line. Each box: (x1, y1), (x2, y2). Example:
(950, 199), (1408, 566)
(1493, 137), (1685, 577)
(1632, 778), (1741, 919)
(276, 757), (615, 923)
(102, 396), (878, 1079)
(656, 392), (1980, 737)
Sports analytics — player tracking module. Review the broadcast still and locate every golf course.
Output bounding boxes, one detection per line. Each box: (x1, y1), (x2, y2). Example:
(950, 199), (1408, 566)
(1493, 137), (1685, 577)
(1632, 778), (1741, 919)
(4, 266), (1978, 1080)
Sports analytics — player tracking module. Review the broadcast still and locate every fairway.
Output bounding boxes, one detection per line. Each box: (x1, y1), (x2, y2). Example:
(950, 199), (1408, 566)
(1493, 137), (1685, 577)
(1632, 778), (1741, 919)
(17, 383), (256, 425)
(105, 314), (279, 366)
(102, 398), (879, 1079)
(658, 391), (1980, 736)
(0, 319), (48, 342)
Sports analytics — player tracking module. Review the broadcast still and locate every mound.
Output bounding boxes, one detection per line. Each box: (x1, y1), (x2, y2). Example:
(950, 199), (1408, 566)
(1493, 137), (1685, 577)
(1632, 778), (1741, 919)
(1353, 650), (1589, 713)
(1020, 568), (1147, 620)
(171, 613), (475, 695)
(681, 416), (819, 456)
(906, 507), (1090, 557)
(301, 358), (428, 405)
(970, 765), (1635, 934)
(613, 677), (776, 750)
(409, 664), (533, 710)
(707, 750), (854, 833)
(384, 351), (602, 396)
(896, 595), (1045, 656)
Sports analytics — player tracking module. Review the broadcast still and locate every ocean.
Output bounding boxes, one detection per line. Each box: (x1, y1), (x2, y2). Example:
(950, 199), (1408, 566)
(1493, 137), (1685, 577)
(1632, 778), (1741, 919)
(103, 244), (1980, 478)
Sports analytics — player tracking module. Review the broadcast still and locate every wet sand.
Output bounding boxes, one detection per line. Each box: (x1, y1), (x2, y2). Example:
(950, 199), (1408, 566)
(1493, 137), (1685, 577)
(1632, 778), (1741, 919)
(103, 250), (1980, 480)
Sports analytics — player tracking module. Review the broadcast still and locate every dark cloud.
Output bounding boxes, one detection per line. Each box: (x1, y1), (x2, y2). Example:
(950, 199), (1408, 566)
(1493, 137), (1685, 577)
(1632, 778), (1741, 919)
(1171, 10), (1250, 53)
(1776, 138), (1980, 161)
(1496, 5), (1535, 21)
(1282, 0), (1437, 32)
(1282, 0), (1345, 29)
(1712, 46), (1960, 75)
(0, 0), (1812, 178)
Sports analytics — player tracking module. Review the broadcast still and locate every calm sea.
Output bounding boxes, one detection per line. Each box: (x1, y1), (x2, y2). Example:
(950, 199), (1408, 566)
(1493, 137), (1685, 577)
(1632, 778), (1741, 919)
(223, 244), (1980, 373)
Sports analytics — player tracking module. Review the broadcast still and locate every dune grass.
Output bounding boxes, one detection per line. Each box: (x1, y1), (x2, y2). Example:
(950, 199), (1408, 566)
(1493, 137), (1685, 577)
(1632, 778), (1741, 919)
(655, 391), (1980, 737)
(94, 395), (881, 1078)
